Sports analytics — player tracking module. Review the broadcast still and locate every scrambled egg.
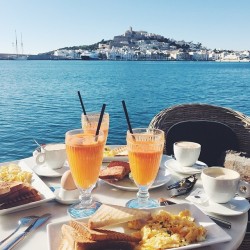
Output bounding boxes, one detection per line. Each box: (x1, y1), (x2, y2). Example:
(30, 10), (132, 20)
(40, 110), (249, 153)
(128, 209), (207, 250)
(0, 164), (32, 183)
(103, 146), (115, 157)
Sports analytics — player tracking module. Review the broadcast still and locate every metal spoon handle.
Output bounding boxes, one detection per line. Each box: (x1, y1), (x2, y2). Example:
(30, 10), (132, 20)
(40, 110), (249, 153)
(0, 225), (20, 245)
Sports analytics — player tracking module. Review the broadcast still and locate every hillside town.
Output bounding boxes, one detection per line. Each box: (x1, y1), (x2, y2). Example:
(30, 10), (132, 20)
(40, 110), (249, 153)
(52, 27), (250, 61)
(1, 27), (250, 61)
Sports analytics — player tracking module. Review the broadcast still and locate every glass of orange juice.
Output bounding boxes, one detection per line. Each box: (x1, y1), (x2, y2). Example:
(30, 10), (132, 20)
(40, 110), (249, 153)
(126, 128), (165, 208)
(65, 128), (105, 218)
(81, 112), (109, 142)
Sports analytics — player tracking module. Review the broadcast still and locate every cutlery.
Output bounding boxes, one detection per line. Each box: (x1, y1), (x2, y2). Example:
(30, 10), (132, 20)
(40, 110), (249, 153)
(167, 175), (197, 197)
(0, 216), (39, 246)
(3, 213), (51, 250)
(159, 198), (231, 229)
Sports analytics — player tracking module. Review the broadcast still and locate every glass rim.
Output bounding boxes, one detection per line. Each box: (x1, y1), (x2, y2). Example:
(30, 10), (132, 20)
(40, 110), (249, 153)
(81, 112), (109, 116)
(65, 128), (104, 136)
(127, 127), (164, 135)
(126, 128), (165, 143)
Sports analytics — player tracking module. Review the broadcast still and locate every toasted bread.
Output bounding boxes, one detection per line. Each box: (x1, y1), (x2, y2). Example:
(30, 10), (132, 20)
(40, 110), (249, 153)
(60, 224), (136, 250)
(107, 161), (130, 175)
(0, 181), (24, 198)
(88, 204), (151, 229)
(69, 220), (139, 242)
(99, 166), (126, 180)
(0, 184), (42, 210)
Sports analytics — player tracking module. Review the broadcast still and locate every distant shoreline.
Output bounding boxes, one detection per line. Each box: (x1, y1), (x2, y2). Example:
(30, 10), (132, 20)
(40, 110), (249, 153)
(0, 55), (249, 62)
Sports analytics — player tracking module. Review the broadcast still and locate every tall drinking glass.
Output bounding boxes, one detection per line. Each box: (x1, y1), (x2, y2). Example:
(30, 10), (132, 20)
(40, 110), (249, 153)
(65, 129), (105, 218)
(81, 112), (109, 142)
(126, 128), (165, 208)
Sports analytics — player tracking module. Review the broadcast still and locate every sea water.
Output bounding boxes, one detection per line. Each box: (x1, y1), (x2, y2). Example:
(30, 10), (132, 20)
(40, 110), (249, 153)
(0, 60), (249, 162)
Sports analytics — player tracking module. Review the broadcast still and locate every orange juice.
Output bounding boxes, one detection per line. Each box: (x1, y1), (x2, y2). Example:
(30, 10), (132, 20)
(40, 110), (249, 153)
(66, 133), (105, 189)
(129, 148), (163, 186)
(81, 113), (109, 141)
(83, 122), (109, 139)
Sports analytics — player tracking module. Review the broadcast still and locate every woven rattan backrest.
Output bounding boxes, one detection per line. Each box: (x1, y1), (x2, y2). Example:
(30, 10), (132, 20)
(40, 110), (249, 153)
(149, 103), (250, 154)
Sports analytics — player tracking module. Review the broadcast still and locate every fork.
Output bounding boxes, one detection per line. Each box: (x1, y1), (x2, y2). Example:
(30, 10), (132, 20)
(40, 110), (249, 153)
(0, 215), (38, 245)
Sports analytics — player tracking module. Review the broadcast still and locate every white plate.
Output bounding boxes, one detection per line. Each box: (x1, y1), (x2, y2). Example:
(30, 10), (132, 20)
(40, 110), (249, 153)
(103, 145), (128, 163)
(47, 203), (231, 250)
(194, 196), (250, 216)
(0, 161), (55, 215)
(33, 163), (69, 177)
(165, 158), (208, 174)
(101, 167), (171, 191)
(54, 189), (79, 205)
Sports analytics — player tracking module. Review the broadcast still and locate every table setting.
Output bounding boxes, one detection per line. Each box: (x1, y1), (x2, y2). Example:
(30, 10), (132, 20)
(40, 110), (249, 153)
(0, 96), (249, 250)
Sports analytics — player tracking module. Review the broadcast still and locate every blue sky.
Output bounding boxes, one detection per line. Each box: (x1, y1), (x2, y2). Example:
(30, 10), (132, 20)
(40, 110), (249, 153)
(1, 0), (250, 54)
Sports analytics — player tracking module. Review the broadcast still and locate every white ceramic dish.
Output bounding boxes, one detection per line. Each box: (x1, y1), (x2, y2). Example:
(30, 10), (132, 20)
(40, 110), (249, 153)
(47, 203), (231, 250)
(165, 158), (207, 175)
(194, 196), (250, 216)
(54, 189), (79, 205)
(103, 145), (128, 163)
(101, 167), (171, 191)
(32, 163), (69, 177)
(0, 160), (55, 215)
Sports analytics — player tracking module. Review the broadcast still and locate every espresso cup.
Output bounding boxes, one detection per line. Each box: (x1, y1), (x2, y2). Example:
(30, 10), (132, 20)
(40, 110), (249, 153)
(201, 167), (250, 203)
(35, 143), (66, 169)
(174, 141), (201, 167)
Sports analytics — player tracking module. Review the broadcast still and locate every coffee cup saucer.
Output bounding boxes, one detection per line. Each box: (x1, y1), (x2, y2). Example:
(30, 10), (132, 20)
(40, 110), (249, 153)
(33, 162), (69, 177)
(186, 188), (250, 216)
(164, 158), (207, 175)
(54, 189), (79, 205)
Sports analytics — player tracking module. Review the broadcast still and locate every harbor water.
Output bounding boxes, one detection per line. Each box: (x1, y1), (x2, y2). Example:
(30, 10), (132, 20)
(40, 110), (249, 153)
(0, 60), (249, 162)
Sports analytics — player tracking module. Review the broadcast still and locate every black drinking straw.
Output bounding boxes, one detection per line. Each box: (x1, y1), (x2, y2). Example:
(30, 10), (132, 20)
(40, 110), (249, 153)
(95, 104), (106, 138)
(77, 91), (87, 115)
(122, 100), (133, 134)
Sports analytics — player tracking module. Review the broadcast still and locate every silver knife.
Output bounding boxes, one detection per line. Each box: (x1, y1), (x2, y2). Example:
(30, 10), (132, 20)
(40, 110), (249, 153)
(159, 199), (231, 229)
(3, 213), (51, 250)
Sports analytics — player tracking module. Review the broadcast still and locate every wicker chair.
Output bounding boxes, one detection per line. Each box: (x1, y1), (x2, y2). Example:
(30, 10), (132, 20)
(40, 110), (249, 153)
(149, 103), (250, 250)
(149, 103), (250, 155)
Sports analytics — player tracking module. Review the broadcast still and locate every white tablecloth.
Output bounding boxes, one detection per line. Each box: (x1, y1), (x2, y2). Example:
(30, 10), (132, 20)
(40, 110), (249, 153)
(0, 155), (248, 250)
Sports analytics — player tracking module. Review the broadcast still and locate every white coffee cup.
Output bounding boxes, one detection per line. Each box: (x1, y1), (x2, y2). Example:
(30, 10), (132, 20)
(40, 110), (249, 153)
(35, 143), (66, 169)
(174, 141), (201, 167)
(201, 167), (250, 203)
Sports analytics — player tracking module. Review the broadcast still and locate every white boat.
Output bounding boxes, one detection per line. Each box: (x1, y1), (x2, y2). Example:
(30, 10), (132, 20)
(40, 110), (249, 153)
(80, 51), (99, 60)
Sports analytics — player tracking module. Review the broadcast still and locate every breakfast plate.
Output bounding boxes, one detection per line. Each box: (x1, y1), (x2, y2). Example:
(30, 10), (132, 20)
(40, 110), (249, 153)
(101, 167), (171, 191)
(32, 162), (69, 177)
(47, 203), (231, 250)
(165, 158), (208, 175)
(0, 160), (55, 215)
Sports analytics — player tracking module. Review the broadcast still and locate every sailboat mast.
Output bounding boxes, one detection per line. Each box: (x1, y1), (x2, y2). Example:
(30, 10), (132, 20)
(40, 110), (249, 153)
(21, 33), (24, 55)
(15, 30), (19, 57)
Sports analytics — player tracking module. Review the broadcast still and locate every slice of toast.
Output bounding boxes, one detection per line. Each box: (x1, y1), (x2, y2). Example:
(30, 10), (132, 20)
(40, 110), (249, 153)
(99, 166), (126, 180)
(0, 183), (34, 203)
(0, 181), (24, 198)
(107, 161), (130, 175)
(88, 204), (151, 229)
(69, 220), (139, 242)
(60, 224), (136, 250)
(0, 187), (42, 209)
